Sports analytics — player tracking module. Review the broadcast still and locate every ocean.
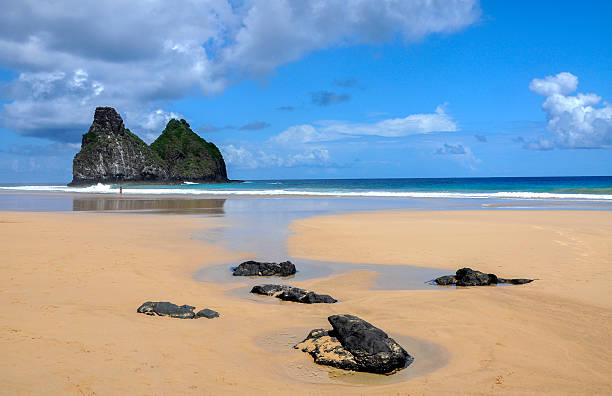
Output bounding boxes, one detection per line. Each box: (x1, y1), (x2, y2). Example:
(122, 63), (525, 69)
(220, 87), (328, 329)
(1, 176), (611, 200)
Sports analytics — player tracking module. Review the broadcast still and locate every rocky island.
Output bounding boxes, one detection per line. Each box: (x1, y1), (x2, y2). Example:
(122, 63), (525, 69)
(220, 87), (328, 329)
(69, 107), (228, 186)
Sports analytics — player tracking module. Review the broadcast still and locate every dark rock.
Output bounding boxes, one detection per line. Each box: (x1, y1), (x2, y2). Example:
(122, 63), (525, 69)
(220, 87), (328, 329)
(278, 289), (337, 304)
(196, 308), (220, 319)
(435, 275), (456, 285)
(250, 284), (287, 295)
(137, 301), (219, 319)
(433, 267), (533, 287)
(295, 314), (412, 374)
(137, 301), (196, 319)
(70, 107), (168, 186)
(250, 284), (337, 304)
(455, 267), (498, 286)
(232, 260), (296, 277)
(69, 107), (228, 186)
(499, 278), (534, 285)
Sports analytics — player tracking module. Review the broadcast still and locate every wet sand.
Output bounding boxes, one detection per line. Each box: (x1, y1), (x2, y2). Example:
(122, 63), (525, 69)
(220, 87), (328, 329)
(0, 210), (611, 394)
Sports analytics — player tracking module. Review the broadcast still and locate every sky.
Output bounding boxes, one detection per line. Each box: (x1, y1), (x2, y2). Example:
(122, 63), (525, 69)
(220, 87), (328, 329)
(0, 0), (611, 183)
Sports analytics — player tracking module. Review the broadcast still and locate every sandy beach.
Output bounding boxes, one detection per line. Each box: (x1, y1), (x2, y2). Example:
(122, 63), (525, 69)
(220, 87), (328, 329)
(1, 209), (611, 395)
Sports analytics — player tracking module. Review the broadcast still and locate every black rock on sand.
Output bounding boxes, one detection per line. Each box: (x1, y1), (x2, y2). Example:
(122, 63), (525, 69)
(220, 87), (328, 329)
(250, 284), (337, 304)
(232, 260), (296, 277)
(295, 314), (412, 374)
(137, 301), (219, 319)
(434, 267), (534, 286)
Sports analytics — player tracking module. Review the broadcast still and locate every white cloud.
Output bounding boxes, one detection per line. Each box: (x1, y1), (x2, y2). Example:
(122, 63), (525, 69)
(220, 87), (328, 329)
(0, 0), (479, 142)
(222, 1), (480, 76)
(529, 72), (612, 148)
(529, 72), (578, 96)
(272, 105), (457, 144)
(221, 145), (266, 169)
(128, 109), (183, 143)
(272, 124), (339, 144)
(0, 70), (183, 142)
(285, 148), (331, 167)
(222, 144), (332, 169)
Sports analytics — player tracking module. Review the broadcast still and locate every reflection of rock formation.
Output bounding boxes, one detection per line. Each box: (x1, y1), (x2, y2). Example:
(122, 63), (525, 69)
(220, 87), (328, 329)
(72, 198), (225, 214)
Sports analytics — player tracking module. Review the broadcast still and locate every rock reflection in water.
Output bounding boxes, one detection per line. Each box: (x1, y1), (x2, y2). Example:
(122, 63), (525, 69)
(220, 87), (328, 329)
(72, 197), (226, 214)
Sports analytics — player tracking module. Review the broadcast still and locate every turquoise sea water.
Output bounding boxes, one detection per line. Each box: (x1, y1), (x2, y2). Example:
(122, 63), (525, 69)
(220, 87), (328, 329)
(1, 176), (611, 199)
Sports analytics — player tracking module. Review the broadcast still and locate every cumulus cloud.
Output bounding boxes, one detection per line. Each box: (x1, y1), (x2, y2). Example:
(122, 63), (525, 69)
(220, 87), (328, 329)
(0, 0), (479, 143)
(311, 91), (350, 106)
(220, 0), (479, 76)
(222, 144), (331, 169)
(272, 105), (457, 144)
(528, 72), (578, 96)
(128, 109), (183, 143)
(529, 72), (612, 148)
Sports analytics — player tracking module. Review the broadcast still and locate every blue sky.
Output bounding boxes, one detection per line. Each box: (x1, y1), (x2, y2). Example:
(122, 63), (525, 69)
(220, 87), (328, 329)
(0, 0), (611, 182)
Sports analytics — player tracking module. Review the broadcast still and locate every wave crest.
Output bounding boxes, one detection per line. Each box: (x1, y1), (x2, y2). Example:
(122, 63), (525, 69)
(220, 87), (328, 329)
(1, 184), (611, 200)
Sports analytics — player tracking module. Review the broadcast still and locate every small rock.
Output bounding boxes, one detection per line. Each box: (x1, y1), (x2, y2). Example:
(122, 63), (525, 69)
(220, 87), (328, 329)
(434, 275), (456, 285)
(455, 267), (498, 286)
(137, 301), (196, 319)
(137, 301), (219, 319)
(295, 314), (412, 374)
(250, 284), (337, 304)
(196, 308), (220, 319)
(232, 260), (296, 277)
(433, 268), (533, 287)
(250, 284), (287, 295)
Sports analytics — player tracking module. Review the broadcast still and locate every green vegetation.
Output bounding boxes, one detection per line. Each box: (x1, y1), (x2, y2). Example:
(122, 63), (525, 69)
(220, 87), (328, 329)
(81, 129), (98, 148)
(150, 118), (227, 180)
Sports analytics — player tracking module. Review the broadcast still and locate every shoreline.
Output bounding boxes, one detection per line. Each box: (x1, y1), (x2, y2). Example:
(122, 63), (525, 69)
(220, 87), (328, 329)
(2, 187), (612, 201)
(0, 209), (610, 394)
(1, 191), (612, 216)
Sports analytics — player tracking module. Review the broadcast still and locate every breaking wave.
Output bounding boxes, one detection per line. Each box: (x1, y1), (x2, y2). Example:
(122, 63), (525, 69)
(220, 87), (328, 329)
(1, 183), (611, 200)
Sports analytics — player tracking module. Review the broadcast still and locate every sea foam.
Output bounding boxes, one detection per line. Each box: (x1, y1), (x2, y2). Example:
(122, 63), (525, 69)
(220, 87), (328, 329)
(1, 184), (611, 200)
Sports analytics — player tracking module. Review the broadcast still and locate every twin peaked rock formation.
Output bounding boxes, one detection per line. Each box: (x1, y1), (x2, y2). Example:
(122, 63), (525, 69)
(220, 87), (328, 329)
(69, 107), (228, 186)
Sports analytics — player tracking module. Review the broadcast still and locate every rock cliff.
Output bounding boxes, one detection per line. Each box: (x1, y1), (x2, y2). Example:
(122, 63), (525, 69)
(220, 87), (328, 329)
(69, 107), (228, 186)
(150, 118), (227, 182)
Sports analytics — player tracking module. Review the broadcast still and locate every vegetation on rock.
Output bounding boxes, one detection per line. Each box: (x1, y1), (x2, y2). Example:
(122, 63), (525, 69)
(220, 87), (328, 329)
(151, 119), (227, 182)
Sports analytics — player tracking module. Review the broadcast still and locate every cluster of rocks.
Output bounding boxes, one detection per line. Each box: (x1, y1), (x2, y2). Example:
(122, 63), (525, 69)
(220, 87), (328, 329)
(250, 284), (337, 304)
(137, 261), (536, 376)
(137, 301), (219, 319)
(232, 260), (296, 277)
(295, 314), (412, 374)
(435, 267), (534, 286)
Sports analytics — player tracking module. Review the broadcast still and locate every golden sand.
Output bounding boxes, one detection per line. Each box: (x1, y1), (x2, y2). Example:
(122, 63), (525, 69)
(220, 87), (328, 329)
(0, 210), (610, 395)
